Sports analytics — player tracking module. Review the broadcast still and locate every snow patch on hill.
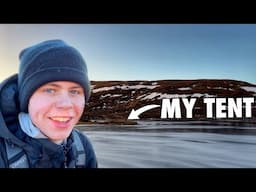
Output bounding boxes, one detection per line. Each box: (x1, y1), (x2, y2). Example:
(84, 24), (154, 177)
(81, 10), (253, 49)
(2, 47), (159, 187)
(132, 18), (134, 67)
(92, 85), (160, 93)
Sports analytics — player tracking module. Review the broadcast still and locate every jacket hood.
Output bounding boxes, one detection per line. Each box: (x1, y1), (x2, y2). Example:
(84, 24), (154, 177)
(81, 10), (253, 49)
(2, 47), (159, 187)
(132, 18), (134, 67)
(0, 74), (30, 149)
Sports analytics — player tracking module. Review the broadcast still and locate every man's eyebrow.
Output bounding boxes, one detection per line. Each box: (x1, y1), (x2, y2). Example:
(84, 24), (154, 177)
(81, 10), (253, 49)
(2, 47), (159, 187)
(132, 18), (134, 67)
(45, 83), (61, 88)
(44, 83), (83, 89)
(69, 86), (83, 89)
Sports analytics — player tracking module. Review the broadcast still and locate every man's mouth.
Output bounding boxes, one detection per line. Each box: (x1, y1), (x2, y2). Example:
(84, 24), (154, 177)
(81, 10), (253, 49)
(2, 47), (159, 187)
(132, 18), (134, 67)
(49, 117), (73, 123)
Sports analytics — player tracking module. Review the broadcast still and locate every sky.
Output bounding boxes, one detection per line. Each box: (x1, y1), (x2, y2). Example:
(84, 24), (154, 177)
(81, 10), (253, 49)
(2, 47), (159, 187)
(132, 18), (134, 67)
(0, 24), (255, 84)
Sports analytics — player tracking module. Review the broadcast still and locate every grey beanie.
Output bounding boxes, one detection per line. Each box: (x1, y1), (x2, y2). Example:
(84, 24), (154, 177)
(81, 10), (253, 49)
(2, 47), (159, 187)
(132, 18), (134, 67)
(18, 39), (90, 112)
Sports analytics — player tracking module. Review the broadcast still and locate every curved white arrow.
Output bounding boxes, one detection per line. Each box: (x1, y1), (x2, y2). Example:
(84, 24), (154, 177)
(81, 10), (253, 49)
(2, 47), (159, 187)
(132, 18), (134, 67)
(128, 104), (160, 120)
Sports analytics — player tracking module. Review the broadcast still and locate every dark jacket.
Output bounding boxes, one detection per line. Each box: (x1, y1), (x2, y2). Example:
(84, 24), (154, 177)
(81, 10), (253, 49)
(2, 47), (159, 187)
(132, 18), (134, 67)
(0, 74), (97, 168)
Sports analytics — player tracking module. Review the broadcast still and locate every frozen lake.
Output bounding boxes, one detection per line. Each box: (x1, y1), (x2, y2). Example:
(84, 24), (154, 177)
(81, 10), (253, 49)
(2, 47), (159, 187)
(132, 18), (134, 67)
(78, 120), (256, 168)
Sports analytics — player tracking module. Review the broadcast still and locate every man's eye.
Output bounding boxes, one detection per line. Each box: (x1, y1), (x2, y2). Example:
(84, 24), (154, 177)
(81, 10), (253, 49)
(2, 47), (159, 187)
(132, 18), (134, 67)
(44, 88), (56, 94)
(70, 90), (80, 95)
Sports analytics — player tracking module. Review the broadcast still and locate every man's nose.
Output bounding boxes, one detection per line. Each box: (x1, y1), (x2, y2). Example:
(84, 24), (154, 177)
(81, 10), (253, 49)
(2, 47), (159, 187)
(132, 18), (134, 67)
(55, 93), (73, 109)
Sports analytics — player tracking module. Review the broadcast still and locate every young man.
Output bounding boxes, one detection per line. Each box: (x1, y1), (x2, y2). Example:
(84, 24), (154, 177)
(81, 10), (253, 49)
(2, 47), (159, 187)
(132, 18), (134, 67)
(0, 39), (97, 168)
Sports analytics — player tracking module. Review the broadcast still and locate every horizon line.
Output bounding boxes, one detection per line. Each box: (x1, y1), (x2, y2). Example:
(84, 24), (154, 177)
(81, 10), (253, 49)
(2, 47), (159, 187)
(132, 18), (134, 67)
(90, 78), (256, 84)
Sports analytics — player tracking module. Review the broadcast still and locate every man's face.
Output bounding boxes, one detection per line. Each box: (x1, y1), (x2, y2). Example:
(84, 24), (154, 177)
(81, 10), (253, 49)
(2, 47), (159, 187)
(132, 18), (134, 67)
(28, 81), (85, 143)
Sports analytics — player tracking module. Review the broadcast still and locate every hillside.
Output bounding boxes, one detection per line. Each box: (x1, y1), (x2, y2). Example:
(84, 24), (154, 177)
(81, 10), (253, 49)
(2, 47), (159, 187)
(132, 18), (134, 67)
(81, 79), (256, 123)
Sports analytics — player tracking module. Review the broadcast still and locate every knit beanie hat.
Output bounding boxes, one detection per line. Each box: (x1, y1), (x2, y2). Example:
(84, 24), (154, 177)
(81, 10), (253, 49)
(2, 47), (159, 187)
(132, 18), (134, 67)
(18, 39), (90, 112)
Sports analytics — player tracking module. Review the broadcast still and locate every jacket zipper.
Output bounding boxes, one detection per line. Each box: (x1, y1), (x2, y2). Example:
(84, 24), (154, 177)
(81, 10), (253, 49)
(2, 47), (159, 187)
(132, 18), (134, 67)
(61, 144), (68, 168)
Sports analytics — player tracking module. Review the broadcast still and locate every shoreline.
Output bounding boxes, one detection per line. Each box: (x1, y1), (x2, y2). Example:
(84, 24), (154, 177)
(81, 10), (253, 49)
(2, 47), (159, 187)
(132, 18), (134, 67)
(78, 118), (256, 126)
